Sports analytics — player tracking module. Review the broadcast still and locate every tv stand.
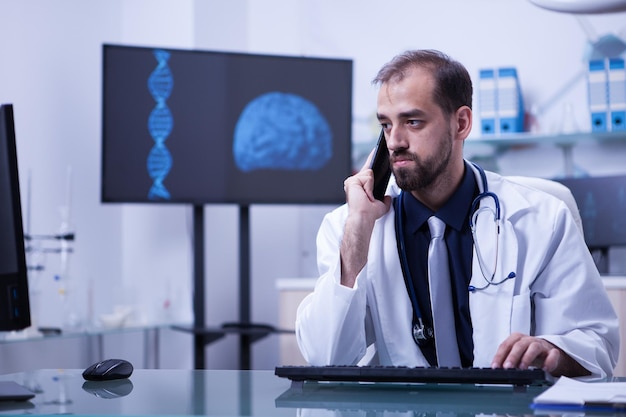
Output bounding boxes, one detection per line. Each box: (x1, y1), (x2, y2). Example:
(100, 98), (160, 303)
(178, 204), (291, 370)
(172, 322), (293, 360)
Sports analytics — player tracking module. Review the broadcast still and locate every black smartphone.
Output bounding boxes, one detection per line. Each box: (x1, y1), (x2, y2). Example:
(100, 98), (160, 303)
(370, 129), (391, 201)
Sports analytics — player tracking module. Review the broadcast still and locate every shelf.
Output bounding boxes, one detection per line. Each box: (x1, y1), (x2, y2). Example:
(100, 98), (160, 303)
(463, 131), (626, 177)
(353, 131), (626, 177)
(465, 130), (626, 149)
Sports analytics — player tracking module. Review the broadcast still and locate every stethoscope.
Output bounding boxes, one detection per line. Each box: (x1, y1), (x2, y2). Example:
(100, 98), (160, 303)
(394, 163), (516, 346)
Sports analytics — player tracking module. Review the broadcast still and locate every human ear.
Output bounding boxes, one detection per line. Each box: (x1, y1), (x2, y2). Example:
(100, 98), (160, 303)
(455, 106), (473, 140)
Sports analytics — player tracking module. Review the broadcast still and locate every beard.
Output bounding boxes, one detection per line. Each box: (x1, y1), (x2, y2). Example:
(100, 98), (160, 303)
(392, 129), (454, 192)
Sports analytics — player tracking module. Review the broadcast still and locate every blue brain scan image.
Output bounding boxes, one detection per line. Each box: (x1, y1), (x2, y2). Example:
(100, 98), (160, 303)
(233, 92), (333, 172)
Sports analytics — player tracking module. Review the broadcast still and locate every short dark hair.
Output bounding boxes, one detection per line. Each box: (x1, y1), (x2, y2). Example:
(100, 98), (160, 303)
(372, 49), (473, 115)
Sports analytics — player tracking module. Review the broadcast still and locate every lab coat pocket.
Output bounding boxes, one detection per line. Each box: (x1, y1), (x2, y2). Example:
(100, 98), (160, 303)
(470, 286), (516, 366)
(510, 291), (532, 334)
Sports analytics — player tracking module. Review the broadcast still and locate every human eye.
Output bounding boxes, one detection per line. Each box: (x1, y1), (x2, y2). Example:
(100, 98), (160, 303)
(407, 119), (422, 127)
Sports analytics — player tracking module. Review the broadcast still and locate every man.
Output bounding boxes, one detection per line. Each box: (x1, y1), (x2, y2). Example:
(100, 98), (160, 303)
(295, 49), (619, 380)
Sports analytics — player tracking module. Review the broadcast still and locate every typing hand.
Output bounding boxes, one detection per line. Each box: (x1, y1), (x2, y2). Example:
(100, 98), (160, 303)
(491, 332), (590, 377)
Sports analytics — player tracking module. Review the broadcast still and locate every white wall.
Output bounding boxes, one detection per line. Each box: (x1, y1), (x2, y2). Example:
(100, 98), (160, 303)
(1, 0), (626, 373)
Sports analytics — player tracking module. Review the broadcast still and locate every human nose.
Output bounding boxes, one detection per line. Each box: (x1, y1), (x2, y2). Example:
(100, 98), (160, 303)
(385, 127), (407, 152)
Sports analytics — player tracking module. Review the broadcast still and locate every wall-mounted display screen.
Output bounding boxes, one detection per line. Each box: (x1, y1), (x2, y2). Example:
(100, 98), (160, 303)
(102, 44), (353, 205)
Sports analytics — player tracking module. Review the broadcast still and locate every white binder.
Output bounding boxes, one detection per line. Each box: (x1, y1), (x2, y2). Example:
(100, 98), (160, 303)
(588, 59), (610, 132)
(608, 57), (626, 132)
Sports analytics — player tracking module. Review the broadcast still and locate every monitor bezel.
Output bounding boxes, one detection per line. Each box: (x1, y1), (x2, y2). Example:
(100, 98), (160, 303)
(100, 44), (354, 206)
(0, 103), (31, 331)
(554, 174), (626, 251)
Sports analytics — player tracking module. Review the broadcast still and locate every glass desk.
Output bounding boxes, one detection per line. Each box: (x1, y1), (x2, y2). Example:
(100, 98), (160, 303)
(0, 368), (568, 417)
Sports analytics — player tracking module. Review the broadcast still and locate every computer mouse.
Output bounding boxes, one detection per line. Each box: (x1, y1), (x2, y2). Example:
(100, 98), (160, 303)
(82, 358), (133, 381)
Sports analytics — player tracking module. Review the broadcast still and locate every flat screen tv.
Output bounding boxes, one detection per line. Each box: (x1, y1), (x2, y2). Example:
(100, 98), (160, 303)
(101, 44), (353, 205)
(0, 104), (31, 331)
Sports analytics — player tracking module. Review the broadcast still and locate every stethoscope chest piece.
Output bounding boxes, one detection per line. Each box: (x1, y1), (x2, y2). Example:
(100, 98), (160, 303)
(412, 320), (434, 346)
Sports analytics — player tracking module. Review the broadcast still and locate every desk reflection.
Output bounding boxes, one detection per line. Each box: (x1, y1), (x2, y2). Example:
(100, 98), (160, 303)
(275, 381), (541, 417)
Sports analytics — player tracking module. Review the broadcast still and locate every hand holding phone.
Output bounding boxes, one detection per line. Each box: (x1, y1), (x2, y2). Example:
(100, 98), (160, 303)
(370, 129), (391, 201)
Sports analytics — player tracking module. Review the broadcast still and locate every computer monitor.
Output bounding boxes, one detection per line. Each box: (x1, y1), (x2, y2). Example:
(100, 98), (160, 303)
(101, 44), (353, 205)
(0, 104), (31, 331)
(554, 174), (626, 273)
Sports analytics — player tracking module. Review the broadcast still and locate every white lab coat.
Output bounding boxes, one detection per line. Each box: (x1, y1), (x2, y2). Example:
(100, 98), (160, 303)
(296, 164), (620, 380)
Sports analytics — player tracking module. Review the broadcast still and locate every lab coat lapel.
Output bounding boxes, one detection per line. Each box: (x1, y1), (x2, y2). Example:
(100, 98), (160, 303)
(369, 202), (430, 366)
(469, 216), (519, 366)
(468, 171), (524, 367)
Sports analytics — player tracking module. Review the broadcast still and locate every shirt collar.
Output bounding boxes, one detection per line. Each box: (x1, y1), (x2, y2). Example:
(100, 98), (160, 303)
(402, 162), (478, 233)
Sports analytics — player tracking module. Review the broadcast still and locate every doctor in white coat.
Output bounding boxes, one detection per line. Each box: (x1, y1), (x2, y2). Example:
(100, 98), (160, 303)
(295, 50), (619, 380)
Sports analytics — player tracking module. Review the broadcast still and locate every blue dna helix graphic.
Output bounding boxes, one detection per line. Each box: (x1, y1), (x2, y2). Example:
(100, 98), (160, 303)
(147, 49), (174, 200)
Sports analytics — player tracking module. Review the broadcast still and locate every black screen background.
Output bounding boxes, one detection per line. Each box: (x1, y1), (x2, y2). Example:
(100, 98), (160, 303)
(555, 175), (626, 249)
(0, 106), (18, 275)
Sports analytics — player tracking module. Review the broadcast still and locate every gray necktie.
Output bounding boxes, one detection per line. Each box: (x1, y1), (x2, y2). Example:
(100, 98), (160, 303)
(427, 216), (461, 367)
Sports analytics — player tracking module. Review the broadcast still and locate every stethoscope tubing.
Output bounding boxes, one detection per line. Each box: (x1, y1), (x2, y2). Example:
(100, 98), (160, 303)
(395, 164), (514, 327)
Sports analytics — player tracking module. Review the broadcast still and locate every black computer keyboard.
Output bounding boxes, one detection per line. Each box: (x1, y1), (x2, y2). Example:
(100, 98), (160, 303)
(275, 365), (551, 386)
